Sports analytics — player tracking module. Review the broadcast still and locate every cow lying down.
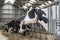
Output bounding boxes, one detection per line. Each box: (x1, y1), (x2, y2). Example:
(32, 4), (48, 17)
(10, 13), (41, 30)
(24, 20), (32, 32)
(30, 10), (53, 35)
(4, 19), (20, 33)
(3, 19), (31, 36)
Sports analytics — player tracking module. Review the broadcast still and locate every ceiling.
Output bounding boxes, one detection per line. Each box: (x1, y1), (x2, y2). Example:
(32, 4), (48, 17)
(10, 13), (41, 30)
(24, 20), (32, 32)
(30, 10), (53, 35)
(15, 0), (47, 7)
(0, 0), (54, 8)
(0, 0), (52, 5)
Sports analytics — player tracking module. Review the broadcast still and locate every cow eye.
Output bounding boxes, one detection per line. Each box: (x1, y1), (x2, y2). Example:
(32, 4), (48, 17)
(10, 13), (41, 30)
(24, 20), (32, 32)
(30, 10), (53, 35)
(22, 25), (26, 29)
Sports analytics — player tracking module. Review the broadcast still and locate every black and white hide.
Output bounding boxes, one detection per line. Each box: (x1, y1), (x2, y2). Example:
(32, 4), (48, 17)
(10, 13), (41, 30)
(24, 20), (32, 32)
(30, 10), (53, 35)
(36, 9), (48, 23)
(23, 7), (37, 24)
(4, 19), (20, 33)
(23, 7), (48, 24)
(19, 21), (31, 36)
(18, 7), (37, 35)
(18, 7), (48, 35)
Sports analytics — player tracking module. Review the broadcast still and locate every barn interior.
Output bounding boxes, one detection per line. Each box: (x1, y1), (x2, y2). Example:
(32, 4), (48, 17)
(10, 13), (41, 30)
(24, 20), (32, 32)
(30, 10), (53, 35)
(0, 0), (60, 40)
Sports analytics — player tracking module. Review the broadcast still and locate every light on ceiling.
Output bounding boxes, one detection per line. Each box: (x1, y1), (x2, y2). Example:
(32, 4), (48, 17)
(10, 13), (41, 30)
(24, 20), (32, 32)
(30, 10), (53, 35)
(25, 3), (32, 6)
(30, 0), (36, 2)
(45, 2), (49, 5)
(23, 5), (27, 9)
(35, 7), (40, 9)
(28, 1), (34, 4)
(29, 0), (36, 4)
(40, 4), (46, 8)
(4, 0), (16, 4)
(47, 1), (53, 4)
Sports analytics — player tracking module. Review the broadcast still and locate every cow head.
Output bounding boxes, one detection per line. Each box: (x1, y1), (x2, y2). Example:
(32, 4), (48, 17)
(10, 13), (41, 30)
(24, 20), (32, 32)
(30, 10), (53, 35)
(18, 21), (31, 36)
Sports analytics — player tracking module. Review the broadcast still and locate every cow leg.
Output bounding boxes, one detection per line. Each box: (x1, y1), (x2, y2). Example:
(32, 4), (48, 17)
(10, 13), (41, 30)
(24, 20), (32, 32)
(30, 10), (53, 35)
(22, 31), (26, 36)
(12, 25), (20, 33)
(8, 27), (13, 32)
(25, 25), (31, 35)
(4, 25), (8, 32)
(15, 26), (20, 33)
(26, 30), (30, 35)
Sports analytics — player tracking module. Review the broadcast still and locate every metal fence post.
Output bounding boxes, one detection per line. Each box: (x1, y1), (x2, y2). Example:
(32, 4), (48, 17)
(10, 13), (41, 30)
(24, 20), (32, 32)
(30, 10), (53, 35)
(48, 6), (53, 33)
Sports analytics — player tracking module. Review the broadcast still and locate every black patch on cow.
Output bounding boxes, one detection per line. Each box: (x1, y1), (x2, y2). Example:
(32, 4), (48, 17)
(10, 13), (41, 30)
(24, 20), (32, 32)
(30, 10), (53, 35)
(22, 24), (26, 29)
(41, 17), (48, 23)
(36, 9), (48, 23)
(6, 20), (15, 28)
(26, 25), (31, 29)
(28, 8), (35, 19)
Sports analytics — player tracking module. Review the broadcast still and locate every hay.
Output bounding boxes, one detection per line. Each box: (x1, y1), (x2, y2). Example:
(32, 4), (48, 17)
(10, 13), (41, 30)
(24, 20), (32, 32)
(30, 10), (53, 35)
(0, 30), (8, 40)
(1, 29), (54, 40)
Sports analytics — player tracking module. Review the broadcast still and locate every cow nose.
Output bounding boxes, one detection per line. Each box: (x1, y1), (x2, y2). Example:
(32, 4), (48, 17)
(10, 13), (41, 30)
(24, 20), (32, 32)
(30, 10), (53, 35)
(14, 29), (16, 31)
(19, 29), (26, 34)
(19, 29), (23, 33)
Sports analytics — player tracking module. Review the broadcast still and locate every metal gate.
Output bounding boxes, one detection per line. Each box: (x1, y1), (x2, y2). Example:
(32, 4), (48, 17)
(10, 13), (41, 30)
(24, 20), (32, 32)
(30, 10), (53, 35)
(54, 19), (60, 40)
(27, 1), (60, 40)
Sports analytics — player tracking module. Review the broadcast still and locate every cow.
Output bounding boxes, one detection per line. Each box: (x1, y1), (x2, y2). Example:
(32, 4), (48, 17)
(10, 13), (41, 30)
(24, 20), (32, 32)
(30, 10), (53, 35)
(18, 7), (48, 35)
(4, 19), (20, 33)
(18, 7), (37, 35)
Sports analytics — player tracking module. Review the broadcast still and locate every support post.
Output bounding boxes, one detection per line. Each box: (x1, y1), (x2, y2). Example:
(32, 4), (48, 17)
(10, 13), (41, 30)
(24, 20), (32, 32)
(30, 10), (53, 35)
(48, 6), (53, 33)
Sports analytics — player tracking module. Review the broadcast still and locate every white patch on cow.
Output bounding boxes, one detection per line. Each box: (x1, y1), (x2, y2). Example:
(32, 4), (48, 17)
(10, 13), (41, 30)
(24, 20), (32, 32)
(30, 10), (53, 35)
(38, 20), (48, 31)
(23, 7), (37, 24)
(23, 13), (37, 24)
(8, 27), (12, 32)
(19, 21), (26, 33)
(19, 28), (26, 33)
(26, 27), (30, 30)
(4, 25), (8, 30)
(14, 29), (16, 31)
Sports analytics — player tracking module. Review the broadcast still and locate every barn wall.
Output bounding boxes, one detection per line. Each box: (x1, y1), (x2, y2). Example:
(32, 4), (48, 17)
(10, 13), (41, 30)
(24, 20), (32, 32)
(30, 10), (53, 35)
(0, 4), (26, 25)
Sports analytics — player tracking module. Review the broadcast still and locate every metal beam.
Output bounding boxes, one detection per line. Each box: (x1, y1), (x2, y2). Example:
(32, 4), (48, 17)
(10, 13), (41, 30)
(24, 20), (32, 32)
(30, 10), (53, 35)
(38, 1), (59, 9)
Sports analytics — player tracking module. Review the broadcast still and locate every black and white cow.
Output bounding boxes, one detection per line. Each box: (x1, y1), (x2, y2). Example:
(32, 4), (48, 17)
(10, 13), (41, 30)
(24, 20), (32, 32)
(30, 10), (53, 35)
(18, 7), (37, 35)
(4, 18), (30, 35)
(22, 7), (48, 24)
(4, 19), (20, 33)
(18, 7), (48, 35)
